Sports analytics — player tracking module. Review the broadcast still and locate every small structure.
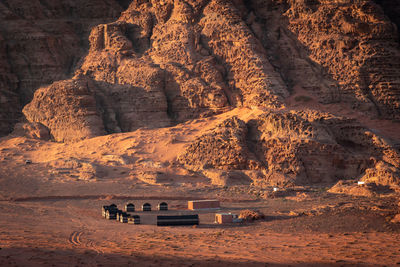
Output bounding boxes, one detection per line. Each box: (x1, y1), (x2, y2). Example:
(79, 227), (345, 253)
(157, 215), (199, 226)
(25, 160), (32, 164)
(128, 215), (141, 224)
(158, 202), (168, 211)
(119, 212), (129, 223)
(105, 209), (117, 220)
(142, 203), (151, 212)
(115, 209), (124, 221)
(102, 206), (109, 217)
(188, 200), (220, 210)
(103, 205), (117, 218)
(215, 213), (240, 224)
(125, 203), (135, 212)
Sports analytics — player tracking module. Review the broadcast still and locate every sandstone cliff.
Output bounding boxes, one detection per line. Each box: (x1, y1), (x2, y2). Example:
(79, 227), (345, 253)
(248, 0), (400, 118)
(18, 0), (400, 141)
(23, 76), (105, 142)
(0, 0), (126, 136)
(179, 111), (400, 187)
(22, 0), (292, 141)
(2, 0), (400, 186)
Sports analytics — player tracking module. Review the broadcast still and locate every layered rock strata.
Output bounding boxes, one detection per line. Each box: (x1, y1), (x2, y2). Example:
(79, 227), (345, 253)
(246, 0), (400, 119)
(178, 116), (262, 171)
(179, 111), (400, 187)
(0, 0), (125, 136)
(23, 77), (105, 142)
(23, 0), (292, 140)
(0, 33), (19, 136)
(3, 0), (400, 139)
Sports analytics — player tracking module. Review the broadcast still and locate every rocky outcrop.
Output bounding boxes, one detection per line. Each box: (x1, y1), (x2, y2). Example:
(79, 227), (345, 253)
(22, 0), (292, 138)
(4, 1), (400, 188)
(23, 76), (105, 142)
(0, 0), (125, 136)
(199, 0), (289, 108)
(0, 0), (124, 103)
(2, 0), (400, 139)
(179, 111), (400, 186)
(178, 116), (262, 171)
(47, 158), (98, 181)
(246, 0), (400, 119)
(328, 180), (394, 197)
(79, 21), (172, 132)
(248, 110), (400, 185)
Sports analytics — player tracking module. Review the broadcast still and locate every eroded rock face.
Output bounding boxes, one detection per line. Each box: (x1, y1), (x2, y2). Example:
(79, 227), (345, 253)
(199, 0), (289, 108)
(0, 33), (19, 136)
(80, 21), (171, 133)
(178, 116), (262, 171)
(23, 77), (105, 142)
(374, 0), (400, 40)
(0, 0), (124, 103)
(179, 111), (400, 186)
(4, 0), (400, 188)
(248, 0), (400, 119)
(248, 110), (400, 185)
(22, 0), (292, 138)
(0, 0), (125, 136)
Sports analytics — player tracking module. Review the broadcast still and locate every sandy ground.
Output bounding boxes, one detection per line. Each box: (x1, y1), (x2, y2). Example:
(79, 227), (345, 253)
(1, 194), (400, 266)
(1, 108), (400, 266)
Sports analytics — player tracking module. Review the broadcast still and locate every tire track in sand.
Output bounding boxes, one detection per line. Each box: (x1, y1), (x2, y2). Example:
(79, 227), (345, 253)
(69, 230), (103, 255)
(68, 231), (82, 246)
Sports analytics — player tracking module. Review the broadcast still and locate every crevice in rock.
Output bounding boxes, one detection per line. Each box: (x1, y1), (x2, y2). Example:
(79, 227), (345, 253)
(245, 119), (267, 169)
(197, 33), (236, 108)
(160, 69), (178, 122)
(92, 82), (121, 134)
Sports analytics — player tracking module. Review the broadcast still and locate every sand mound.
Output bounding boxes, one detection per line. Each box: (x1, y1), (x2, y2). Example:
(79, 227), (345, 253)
(328, 180), (394, 197)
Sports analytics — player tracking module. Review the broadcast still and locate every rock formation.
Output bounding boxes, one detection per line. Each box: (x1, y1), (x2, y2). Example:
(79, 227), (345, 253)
(23, 76), (105, 142)
(179, 111), (400, 187)
(0, 32), (19, 136)
(21, 0), (293, 140)
(1, 1), (400, 186)
(247, 0), (400, 118)
(178, 116), (262, 171)
(0, 0), (125, 136)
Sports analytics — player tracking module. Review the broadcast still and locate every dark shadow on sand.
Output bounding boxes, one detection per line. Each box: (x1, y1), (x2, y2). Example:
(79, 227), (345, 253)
(0, 247), (382, 267)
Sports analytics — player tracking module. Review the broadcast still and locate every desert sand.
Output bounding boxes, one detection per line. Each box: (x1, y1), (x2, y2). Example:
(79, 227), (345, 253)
(1, 108), (400, 266)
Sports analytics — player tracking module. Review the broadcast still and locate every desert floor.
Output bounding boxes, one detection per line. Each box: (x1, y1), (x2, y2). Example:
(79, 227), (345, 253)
(1, 108), (400, 266)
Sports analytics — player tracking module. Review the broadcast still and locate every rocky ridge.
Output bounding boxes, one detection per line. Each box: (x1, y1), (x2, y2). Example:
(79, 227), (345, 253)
(179, 111), (400, 187)
(2, 0), (400, 187)
(22, 0), (292, 141)
(248, 0), (400, 118)
(0, 0), (126, 136)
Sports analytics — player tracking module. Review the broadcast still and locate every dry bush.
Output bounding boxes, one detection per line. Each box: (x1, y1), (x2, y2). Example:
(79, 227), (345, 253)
(239, 209), (265, 221)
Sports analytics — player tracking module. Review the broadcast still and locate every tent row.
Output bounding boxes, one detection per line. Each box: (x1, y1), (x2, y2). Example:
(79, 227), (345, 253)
(125, 202), (168, 212)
